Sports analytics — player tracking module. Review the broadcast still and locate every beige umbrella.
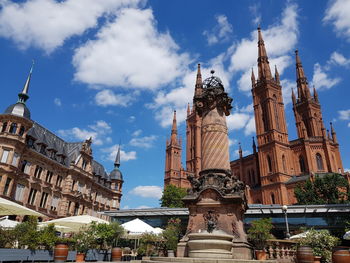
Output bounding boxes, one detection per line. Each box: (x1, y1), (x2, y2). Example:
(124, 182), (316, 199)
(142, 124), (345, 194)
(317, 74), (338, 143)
(0, 197), (44, 217)
(40, 215), (109, 232)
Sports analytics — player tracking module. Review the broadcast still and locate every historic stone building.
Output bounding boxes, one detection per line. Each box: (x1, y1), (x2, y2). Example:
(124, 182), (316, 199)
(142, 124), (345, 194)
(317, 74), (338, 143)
(0, 66), (123, 219)
(164, 27), (347, 205)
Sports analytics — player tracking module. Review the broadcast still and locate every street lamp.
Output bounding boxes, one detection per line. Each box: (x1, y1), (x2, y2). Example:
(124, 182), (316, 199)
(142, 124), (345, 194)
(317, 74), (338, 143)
(282, 205), (290, 239)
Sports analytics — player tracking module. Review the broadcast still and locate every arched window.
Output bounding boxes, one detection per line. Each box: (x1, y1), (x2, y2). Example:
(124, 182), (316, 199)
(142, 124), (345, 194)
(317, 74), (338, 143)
(282, 155), (287, 173)
(299, 155), (306, 173)
(267, 155), (272, 173)
(316, 153), (324, 171)
(262, 104), (269, 132)
(273, 95), (280, 130)
(19, 126), (25, 136)
(271, 193), (276, 204)
(9, 123), (17, 134)
(1, 122), (7, 132)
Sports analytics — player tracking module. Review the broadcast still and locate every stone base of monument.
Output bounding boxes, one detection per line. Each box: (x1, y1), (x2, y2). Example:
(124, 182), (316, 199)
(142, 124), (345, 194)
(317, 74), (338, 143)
(140, 257), (277, 263)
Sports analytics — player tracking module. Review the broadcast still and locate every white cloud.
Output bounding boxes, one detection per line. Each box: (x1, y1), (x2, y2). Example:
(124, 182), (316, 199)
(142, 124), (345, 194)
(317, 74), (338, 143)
(132, 129), (142, 137)
(324, 0), (350, 41)
(95, 89), (137, 107)
(0, 0), (140, 53)
(311, 63), (341, 90)
(149, 55), (231, 127)
(129, 185), (163, 199)
(58, 120), (111, 145)
(338, 109), (350, 120)
(136, 205), (151, 209)
(227, 113), (250, 131)
(229, 3), (298, 93)
(128, 116), (136, 122)
(244, 116), (256, 136)
(249, 3), (261, 25)
(102, 144), (137, 162)
(228, 138), (238, 147)
(54, 98), (61, 106)
(328, 51), (350, 67)
(129, 135), (157, 148)
(73, 8), (190, 90)
(345, 168), (350, 172)
(348, 123), (350, 128)
(203, 14), (233, 45)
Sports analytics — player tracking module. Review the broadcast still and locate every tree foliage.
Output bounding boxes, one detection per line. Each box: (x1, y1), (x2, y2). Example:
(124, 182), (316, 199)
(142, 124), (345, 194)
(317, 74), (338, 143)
(160, 184), (187, 208)
(295, 173), (350, 205)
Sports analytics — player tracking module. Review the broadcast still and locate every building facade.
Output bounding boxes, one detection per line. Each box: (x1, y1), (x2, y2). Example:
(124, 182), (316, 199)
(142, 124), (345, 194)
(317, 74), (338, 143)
(164, 27), (348, 205)
(0, 66), (123, 220)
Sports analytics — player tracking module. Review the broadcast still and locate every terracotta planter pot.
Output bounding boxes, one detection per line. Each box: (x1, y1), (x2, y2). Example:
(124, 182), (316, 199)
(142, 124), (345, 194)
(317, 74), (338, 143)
(53, 243), (69, 263)
(332, 246), (350, 263)
(76, 252), (85, 262)
(255, 250), (267, 260)
(313, 256), (321, 263)
(297, 246), (314, 263)
(111, 247), (122, 262)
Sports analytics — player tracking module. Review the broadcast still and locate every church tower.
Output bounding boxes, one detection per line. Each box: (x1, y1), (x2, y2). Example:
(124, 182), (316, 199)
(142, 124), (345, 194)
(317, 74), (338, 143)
(251, 27), (291, 204)
(185, 64), (202, 177)
(164, 111), (183, 187)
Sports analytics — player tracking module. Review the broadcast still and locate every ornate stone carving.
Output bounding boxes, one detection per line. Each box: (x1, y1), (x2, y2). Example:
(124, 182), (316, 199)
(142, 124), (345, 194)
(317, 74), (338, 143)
(203, 210), (219, 233)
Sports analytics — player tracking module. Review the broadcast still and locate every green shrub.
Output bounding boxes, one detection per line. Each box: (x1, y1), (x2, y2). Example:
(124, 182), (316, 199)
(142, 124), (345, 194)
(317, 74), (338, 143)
(162, 218), (181, 251)
(247, 218), (273, 250)
(299, 229), (340, 263)
(13, 216), (40, 249)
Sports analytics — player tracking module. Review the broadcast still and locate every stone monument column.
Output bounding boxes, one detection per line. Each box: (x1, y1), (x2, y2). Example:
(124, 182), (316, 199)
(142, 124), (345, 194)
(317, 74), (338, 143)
(179, 71), (252, 260)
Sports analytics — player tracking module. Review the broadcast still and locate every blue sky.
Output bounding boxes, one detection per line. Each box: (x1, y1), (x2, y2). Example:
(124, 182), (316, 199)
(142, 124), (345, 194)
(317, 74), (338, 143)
(1, 0), (350, 209)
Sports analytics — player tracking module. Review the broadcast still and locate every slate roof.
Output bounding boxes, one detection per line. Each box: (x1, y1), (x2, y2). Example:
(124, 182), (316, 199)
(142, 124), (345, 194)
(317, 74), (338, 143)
(4, 103), (31, 119)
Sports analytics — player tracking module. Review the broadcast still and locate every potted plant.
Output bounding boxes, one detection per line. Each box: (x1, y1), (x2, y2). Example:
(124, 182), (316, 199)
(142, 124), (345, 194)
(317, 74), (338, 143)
(53, 237), (69, 263)
(299, 229), (340, 263)
(247, 218), (273, 260)
(73, 227), (95, 262)
(162, 218), (181, 257)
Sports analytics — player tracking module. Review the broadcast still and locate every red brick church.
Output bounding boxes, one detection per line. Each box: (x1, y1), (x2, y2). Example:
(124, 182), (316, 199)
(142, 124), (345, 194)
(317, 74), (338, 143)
(164, 27), (347, 205)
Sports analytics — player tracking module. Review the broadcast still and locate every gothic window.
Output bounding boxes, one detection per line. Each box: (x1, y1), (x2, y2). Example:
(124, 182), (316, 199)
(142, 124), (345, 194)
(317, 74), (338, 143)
(299, 156), (306, 174)
(316, 153), (324, 171)
(302, 116), (311, 137)
(267, 155), (272, 173)
(273, 95), (280, 130)
(262, 104), (269, 132)
(1, 122), (7, 132)
(82, 159), (87, 170)
(282, 155), (287, 173)
(9, 123), (17, 134)
(271, 193), (276, 204)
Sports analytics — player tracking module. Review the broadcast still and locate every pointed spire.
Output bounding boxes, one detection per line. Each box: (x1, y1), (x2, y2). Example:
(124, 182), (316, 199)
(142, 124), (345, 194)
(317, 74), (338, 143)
(292, 88), (296, 105)
(195, 63), (203, 97)
(257, 27), (272, 80)
(171, 110), (177, 135)
(187, 103), (190, 116)
(330, 122), (338, 143)
(251, 68), (256, 87)
(327, 129), (331, 140)
(274, 65), (280, 84)
(18, 60), (34, 104)
(313, 86), (319, 103)
(114, 144), (121, 168)
(252, 137), (257, 154)
(295, 50), (311, 100)
(239, 142), (243, 159)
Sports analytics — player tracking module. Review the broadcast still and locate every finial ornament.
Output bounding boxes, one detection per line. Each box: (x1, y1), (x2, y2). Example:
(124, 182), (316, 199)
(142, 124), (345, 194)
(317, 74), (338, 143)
(210, 69), (215, 75)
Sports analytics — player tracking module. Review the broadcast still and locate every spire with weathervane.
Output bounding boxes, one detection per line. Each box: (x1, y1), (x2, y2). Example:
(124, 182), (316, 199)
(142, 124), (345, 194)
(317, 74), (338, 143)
(194, 63), (203, 97)
(295, 50), (311, 100)
(18, 60), (34, 104)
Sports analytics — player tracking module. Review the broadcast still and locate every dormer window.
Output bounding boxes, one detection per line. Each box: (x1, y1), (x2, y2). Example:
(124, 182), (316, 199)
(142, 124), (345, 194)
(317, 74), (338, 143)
(40, 145), (46, 155)
(1, 122), (7, 132)
(82, 159), (87, 170)
(9, 123), (17, 134)
(19, 126), (25, 136)
(27, 138), (35, 148)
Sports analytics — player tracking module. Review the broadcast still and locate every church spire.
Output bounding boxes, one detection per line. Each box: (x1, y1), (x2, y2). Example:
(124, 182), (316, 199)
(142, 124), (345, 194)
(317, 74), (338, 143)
(295, 50), (311, 100)
(195, 63), (203, 97)
(257, 27), (272, 80)
(171, 110), (178, 144)
(252, 137), (257, 154)
(114, 144), (121, 168)
(239, 142), (243, 159)
(18, 60), (34, 104)
(330, 122), (338, 143)
(274, 65), (280, 85)
(313, 86), (319, 103)
(251, 68), (255, 87)
(292, 88), (296, 105)
(187, 103), (190, 116)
